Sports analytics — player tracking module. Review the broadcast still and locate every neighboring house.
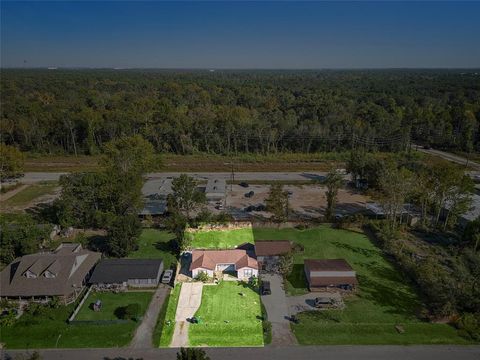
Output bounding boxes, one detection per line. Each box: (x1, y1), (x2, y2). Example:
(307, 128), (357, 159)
(304, 259), (358, 291)
(254, 240), (292, 271)
(0, 243), (101, 304)
(89, 259), (164, 288)
(205, 178), (226, 201)
(190, 249), (258, 280)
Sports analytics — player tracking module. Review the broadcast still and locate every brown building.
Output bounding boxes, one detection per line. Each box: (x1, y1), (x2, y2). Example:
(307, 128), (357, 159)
(0, 243), (101, 304)
(254, 240), (292, 271)
(304, 259), (357, 291)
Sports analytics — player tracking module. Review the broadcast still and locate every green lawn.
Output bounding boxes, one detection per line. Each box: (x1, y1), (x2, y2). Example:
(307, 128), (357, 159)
(189, 226), (472, 345)
(156, 283), (182, 347)
(129, 229), (177, 269)
(0, 291), (153, 348)
(1, 182), (58, 207)
(188, 228), (256, 249)
(189, 281), (264, 347)
(75, 291), (153, 321)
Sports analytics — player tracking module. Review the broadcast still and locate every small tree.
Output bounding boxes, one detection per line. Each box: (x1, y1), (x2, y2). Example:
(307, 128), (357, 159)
(0, 144), (25, 180)
(194, 272), (210, 283)
(176, 347), (210, 360)
(324, 169), (344, 220)
(106, 214), (142, 257)
(168, 174), (206, 222)
(265, 184), (289, 223)
(463, 216), (480, 252)
(277, 252), (294, 277)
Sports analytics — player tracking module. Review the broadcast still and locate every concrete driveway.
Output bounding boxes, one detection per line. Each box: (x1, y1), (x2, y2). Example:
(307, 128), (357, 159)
(260, 274), (297, 346)
(171, 282), (203, 347)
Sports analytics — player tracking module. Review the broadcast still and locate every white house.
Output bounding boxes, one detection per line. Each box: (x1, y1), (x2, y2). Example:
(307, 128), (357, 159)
(190, 249), (258, 280)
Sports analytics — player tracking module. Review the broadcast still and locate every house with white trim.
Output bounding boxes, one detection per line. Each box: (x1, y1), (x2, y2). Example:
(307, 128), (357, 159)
(190, 249), (258, 280)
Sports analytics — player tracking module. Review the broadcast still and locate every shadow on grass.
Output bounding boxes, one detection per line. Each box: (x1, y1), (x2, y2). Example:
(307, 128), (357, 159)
(154, 238), (178, 254)
(286, 264), (308, 290)
(330, 241), (379, 258)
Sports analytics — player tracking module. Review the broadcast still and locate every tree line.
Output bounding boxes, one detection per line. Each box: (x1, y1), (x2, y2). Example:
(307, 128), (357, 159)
(1, 69), (479, 156)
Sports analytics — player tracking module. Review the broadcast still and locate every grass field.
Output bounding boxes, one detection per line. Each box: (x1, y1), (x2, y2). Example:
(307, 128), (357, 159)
(75, 291), (153, 321)
(129, 229), (177, 269)
(189, 281), (264, 347)
(0, 291), (152, 348)
(0, 182), (58, 207)
(188, 226), (471, 345)
(188, 228), (256, 249)
(156, 283), (182, 347)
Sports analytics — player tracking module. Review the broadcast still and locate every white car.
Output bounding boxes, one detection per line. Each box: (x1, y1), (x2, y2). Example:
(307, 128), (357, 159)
(162, 269), (173, 284)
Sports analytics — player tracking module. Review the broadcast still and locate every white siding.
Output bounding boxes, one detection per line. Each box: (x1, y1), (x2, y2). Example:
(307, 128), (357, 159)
(192, 268), (214, 278)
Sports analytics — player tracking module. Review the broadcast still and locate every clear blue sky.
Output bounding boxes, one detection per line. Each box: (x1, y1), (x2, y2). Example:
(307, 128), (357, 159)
(1, 1), (480, 68)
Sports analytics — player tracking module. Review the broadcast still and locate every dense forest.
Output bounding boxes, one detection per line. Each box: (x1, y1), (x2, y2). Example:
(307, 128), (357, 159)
(1, 69), (479, 155)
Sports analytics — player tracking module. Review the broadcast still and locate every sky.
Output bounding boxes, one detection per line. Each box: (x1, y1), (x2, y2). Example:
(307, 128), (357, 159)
(1, 1), (480, 69)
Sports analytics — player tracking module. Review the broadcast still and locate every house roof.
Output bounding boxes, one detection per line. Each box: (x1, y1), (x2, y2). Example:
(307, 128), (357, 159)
(89, 259), (163, 284)
(190, 249), (258, 271)
(304, 259), (354, 272)
(254, 240), (292, 256)
(0, 244), (101, 298)
(308, 276), (358, 287)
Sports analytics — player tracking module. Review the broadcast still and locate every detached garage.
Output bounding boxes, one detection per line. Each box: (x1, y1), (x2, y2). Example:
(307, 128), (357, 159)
(304, 259), (357, 291)
(89, 259), (164, 288)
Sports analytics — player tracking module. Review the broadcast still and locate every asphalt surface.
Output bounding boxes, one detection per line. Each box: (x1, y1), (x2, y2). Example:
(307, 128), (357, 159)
(3, 345), (480, 360)
(414, 146), (480, 171)
(13, 171), (330, 184)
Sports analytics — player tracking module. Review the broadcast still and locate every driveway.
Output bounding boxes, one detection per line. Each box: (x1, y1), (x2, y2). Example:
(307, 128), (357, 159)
(170, 282), (203, 347)
(287, 292), (342, 314)
(130, 286), (170, 349)
(260, 274), (297, 346)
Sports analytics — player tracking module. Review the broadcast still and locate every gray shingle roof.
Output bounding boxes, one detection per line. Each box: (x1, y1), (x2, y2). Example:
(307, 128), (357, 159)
(88, 259), (163, 284)
(0, 244), (101, 297)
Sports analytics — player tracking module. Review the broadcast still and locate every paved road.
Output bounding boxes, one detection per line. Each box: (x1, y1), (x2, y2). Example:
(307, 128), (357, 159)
(130, 286), (170, 349)
(260, 274), (297, 346)
(13, 171), (331, 184)
(171, 282), (203, 347)
(3, 345), (480, 360)
(414, 145), (480, 171)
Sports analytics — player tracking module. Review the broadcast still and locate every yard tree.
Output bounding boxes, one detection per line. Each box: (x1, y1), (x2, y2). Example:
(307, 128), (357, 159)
(176, 347), (210, 360)
(102, 134), (156, 176)
(0, 144), (25, 180)
(265, 184), (289, 222)
(105, 214), (141, 257)
(463, 216), (480, 252)
(430, 163), (474, 228)
(168, 174), (206, 221)
(277, 252), (294, 277)
(378, 164), (414, 231)
(324, 168), (344, 220)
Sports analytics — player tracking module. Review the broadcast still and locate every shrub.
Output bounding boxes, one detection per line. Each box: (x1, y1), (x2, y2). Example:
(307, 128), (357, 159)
(455, 313), (480, 341)
(115, 303), (141, 321)
(195, 272), (210, 283)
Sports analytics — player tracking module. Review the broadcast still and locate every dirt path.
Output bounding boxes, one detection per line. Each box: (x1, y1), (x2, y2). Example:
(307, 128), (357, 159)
(170, 282), (203, 347)
(130, 286), (170, 349)
(0, 184), (29, 202)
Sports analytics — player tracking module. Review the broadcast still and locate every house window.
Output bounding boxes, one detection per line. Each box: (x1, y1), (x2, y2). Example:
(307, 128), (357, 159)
(244, 269), (253, 277)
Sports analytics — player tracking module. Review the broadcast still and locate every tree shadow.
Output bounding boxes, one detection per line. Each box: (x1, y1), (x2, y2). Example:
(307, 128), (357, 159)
(330, 241), (378, 258)
(154, 238), (177, 254)
(88, 235), (109, 253)
(286, 264), (308, 290)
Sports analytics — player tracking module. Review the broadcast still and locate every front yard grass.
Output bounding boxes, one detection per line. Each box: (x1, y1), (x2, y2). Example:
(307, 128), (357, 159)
(189, 226), (471, 345)
(1, 181), (58, 207)
(156, 283), (182, 347)
(189, 281), (264, 347)
(0, 291), (153, 348)
(75, 291), (153, 321)
(129, 229), (177, 269)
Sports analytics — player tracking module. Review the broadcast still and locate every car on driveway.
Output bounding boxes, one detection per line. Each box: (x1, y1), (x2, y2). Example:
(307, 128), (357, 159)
(245, 191), (255, 198)
(314, 296), (342, 309)
(162, 269), (174, 284)
(261, 281), (271, 295)
(239, 182), (249, 188)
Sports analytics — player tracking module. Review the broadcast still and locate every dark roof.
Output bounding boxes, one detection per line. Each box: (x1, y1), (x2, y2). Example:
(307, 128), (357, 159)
(309, 276), (358, 287)
(304, 259), (354, 272)
(254, 240), (292, 256)
(0, 244), (101, 297)
(89, 259), (163, 284)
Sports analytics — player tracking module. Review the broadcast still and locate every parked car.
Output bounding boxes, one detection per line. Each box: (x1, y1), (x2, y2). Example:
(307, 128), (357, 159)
(245, 191), (255, 198)
(215, 204), (224, 210)
(245, 205), (255, 212)
(162, 269), (174, 284)
(239, 182), (249, 188)
(255, 204), (266, 211)
(261, 281), (271, 295)
(313, 297), (341, 309)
